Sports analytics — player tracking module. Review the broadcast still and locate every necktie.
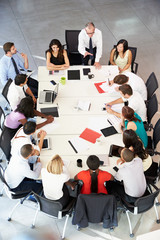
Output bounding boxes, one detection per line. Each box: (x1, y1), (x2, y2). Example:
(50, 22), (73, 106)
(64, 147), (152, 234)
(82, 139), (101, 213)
(89, 38), (93, 60)
(11, 57), (19, 74)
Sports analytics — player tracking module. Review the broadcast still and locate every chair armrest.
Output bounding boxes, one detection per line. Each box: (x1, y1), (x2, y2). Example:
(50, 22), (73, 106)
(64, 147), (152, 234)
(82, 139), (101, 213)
(133, 62), (138, 74)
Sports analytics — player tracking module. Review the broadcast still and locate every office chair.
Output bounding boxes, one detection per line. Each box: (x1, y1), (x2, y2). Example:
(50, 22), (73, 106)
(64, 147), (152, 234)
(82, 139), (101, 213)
(72, 193), (118, 230)
(146, 72), (158, 101)
(2, 78), (12, 110)
(65, 30), (82, 65)
(144, 94), (158, 131)
(119, 182), (160, 237)
(109, 46), (138, 74)
(31, 192), (76, 240)
(0, 164), (32, 221)
(146, 118), (160, 156)
(0, 106), (5, 134)
(0, 126), (13, 163)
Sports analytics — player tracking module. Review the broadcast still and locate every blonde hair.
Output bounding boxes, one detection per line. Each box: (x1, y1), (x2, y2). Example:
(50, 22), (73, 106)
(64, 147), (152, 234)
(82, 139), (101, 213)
(47, 154), (63, 174)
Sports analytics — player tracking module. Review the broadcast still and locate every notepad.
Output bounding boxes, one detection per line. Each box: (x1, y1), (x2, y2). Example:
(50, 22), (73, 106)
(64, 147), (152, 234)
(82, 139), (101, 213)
(100, 126), (118, 137)
(80, 128), (102, 143)
(68, 70), (80, 80)
(40, 107), (59, 117)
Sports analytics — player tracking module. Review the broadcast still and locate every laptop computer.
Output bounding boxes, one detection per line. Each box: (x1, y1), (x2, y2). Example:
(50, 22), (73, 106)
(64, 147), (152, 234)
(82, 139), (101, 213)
(39, 83), (59, 104)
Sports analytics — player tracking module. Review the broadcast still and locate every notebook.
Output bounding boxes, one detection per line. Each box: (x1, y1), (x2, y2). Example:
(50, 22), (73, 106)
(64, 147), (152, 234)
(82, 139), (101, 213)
(39, 84), (59, 104)
(40, 107), (59, 117)
(68, 70), (80, 80)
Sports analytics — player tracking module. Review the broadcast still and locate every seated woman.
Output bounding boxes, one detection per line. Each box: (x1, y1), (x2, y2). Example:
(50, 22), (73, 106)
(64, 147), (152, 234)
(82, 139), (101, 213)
(46, 39), (70, 70)
(121, 106), (148, 148)
(41, 155), (71, 207)
(74, 155), (114, 194)
(4, 96), (54, 138)
(109, 39), (132, 73)
(123, 129), (158, 177)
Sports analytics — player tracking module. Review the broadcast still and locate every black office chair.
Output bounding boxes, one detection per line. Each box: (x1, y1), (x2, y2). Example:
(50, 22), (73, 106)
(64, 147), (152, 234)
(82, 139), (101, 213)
(72, 193), (118, 230)
(146, 72), (158, 101)
(0, 106), (5, 134)
(146, 118), (160, 156)
(109, 46), (138, 74)
(2, 78), (12, 110)
(31, 192), (76, 239)
(119, 183), (160, 237)
(65, 30), (82, 65)
(0, 126), (13, 162)
(0, 164), (32, 221)
(144, 94), (158, 131)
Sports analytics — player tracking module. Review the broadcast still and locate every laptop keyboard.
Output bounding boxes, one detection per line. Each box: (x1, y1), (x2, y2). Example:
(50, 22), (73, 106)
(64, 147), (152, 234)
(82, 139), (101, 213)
(45, 92), (52, 102)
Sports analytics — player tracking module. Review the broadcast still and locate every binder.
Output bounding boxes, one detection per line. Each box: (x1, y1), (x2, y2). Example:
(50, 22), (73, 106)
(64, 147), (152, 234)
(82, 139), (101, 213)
(94, 81), (106, 93)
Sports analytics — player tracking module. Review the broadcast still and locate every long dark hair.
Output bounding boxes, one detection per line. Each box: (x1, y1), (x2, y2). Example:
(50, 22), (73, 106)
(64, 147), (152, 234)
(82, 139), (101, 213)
(87, 155), (100, 193)
(46, 39), (63, 62)
(114, 39), (128, 59)
(15, 96), (34, 118)
(123, 129), (148, 159)
(122, 106), (141, 122)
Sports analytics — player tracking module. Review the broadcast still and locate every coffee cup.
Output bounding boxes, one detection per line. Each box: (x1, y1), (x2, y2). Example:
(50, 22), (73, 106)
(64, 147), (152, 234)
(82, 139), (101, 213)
(77, 159), (82, 167)
(88, 72), (94, 79)
(60, 77), (66, 85)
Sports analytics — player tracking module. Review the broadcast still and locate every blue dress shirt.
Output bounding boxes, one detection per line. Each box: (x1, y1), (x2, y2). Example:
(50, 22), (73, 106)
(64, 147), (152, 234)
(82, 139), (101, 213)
(0, 53), (26, 86)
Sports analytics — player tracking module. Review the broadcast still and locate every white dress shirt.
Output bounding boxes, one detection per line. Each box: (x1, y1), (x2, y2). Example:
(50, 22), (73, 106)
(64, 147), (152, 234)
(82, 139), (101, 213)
(41, 166), (70, 200)
(122, 91), (147, 121)
(7, 81), (28, 110)
(115, 157), (146, 197)
(78, 28), (102, 62)
(11, 127), (40, 157)
(124, 72), (147, 101)
(5, 155), (41, 189)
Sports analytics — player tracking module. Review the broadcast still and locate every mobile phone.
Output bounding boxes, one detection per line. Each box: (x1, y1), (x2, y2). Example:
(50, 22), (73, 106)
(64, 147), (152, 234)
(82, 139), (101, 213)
(54, 70), (59, 73)
(109, 144), (123, 157)
(102, 107), (106, 111)
(50, 80), (56, 85)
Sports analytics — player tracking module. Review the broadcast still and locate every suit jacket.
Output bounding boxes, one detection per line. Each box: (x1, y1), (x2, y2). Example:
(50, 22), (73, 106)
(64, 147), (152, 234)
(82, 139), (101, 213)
(72, 193), (118, 228)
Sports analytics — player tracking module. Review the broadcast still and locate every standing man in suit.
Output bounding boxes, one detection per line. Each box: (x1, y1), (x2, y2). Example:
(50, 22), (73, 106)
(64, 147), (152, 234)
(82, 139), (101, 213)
(0, 42), (38, 97)
(78, 22), (102, 69)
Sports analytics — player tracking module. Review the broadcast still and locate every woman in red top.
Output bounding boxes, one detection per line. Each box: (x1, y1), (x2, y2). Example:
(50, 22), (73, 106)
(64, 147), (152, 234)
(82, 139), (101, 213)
(74, 155), (114, 194)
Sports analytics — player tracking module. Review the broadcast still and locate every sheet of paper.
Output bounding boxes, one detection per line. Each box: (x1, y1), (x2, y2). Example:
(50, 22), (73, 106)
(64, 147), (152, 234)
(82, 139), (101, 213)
(100, 82), (119, 93)
(111, 103), (124, 113)
(77, 100), (91, 111)
(37, 118), (60, 133)
(96, 154), (109, 166)
(68, 136), (89, 153)
(88, 116), (111, 133)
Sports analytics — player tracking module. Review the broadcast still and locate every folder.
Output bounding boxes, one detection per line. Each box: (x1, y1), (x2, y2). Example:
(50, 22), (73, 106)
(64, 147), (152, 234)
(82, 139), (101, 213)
(79, 128), (102, 143)
(94, 81), (106, 93)
(68, 70), (80, 80)
(100, 126), (118, 137)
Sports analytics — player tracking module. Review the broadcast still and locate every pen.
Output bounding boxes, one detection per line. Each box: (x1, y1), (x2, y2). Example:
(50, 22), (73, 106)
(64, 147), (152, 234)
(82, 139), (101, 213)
(43, 89), (52, 91)
(108, 78), (111, 86)
(57, 103), (59, 109)
(107, 119), (112, 125)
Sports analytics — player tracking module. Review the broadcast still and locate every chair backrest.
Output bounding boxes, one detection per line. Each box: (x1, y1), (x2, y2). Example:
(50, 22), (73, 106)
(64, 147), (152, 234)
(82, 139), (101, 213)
(145, 72), (158, 100)
(0, 106), (5, 133)
(147, 94), (158, 124)
(65, 30), (81, 53)
(2, 78), (13, 104)
(113, 45), (137, 72)
(0, 127), (12, 161)
(33, 192), (63, 217)
(134, 189), (159, 214)
(153, 118), (160, 149)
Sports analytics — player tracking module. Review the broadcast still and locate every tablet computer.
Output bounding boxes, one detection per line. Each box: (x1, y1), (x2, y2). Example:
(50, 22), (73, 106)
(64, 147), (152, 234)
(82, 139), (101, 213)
(109, 144), (123, 157)
(37, 138), (50, 150)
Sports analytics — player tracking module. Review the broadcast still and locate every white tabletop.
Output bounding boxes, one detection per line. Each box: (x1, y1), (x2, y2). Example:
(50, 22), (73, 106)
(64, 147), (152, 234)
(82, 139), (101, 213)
(37, 65), (123, 177)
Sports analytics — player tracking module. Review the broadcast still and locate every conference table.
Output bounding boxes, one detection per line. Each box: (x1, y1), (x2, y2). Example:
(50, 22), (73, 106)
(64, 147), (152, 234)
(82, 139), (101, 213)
(37, 65), (124, 178)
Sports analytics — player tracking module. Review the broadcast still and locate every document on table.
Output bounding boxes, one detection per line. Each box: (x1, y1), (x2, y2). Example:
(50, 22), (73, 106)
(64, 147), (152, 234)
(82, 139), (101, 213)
(76, 100), (91, 111)
(37, 118), (60, 133)
(88, 116), (111, 133)
(96, 154), (109, 166)
(100, 82), (119, 93)
(68, 136), (89, 153)
(111, 103), (124, 113)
